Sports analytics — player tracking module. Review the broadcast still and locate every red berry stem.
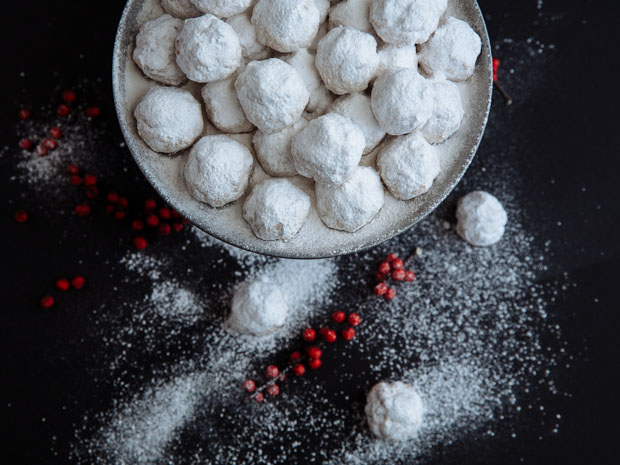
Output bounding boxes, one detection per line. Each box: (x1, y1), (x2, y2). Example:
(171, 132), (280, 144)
(492, 58), (513, 105)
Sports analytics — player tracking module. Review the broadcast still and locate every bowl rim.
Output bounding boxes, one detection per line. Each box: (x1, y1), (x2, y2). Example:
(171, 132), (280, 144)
(112, 0), (493, 260)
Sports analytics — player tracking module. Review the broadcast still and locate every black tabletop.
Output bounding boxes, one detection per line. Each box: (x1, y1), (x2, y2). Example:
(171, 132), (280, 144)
(2, 1), (619, 464)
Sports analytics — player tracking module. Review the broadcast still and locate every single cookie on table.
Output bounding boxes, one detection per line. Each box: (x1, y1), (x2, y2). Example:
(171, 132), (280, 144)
(253, 118), (308, 177)
(235, 59), (309, 134)
(422, 79), (464, 144)
(252, 0), (320, 53)
(133, 15), (187, 86)
(370, 0), (448, 46)
(175, 14), (242, 83)
(377, 44), (418, 74)
(365, 381), (424, 441)
(315, 166), (384, 232)
(371, 68), (434, 135)
(227, 12), (271, 62)
(184, 135), (254, 207)
(291, 113), (365, 186)
(160, 0), (201, 19)
(456, 191), (507, 246)
(228, 278), (288, 336)
(284, 49), (334, 116)
(243, 178), (311, 241)
(201, 76), (254, 133)
(316, 26), (379, 95)
(134, 86), (204, 153)
(376, 132), (440, 200)
(419, 17), (482, 82)
(189, 0), (252, 18)
(330, 93), (385, 155)
(328, 0), (373, 33)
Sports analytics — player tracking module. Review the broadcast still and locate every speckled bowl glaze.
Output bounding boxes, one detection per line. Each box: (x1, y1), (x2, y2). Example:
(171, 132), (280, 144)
(113, 0), (492, 259)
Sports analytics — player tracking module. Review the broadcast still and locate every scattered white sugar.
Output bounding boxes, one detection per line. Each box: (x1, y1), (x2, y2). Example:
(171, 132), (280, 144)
(148, 281), (204, 323)
(121, 251), (166, 280)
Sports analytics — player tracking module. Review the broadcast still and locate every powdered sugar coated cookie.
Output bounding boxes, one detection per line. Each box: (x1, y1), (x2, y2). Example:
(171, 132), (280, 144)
(284, 49), (333, 116)
(330, 93), (385, 155)
(328, 0), (372, 33)
(227, 13), (271, 62)
(201, 76), (254, 133)
(253, 118), (308, 177)
(422, 79), (464, 144)
(190, 0), (252, 18)
(160, 0), (201, 19)
(365, 381), (424, 441)
(377, 44), (418, 74)
(456, 191), (508, 246)
(228, 278), (288, 336)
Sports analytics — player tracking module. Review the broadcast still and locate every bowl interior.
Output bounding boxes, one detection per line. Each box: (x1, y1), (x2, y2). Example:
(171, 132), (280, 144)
(112, 0), (492, 259)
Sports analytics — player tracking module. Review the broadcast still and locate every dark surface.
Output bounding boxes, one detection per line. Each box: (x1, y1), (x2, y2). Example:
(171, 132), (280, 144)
(2, 1), (619, 464)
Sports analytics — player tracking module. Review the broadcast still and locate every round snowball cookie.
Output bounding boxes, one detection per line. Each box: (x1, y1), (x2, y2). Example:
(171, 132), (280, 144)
(291, 113), (365, 186)
(133, 15), (187, 86)
(235, 59), (309, 134)
(252, 0), (320, 53)
(377, 44), (418, 74)
(365, 381), (424, 441)
(422, 80), (464, 144)
(316, 166), (384, 232)
(161, 0), (201, 19)
(370, 0), (448, 46)
(419, 17), (482, 81)
(371, 69), (434, 135)
(228, 278), (288, 336)
(456, 191), (508, 246)
(227, 13), (270, 62)
(134, 86), (204, 153)
(201, 76), (254, 133)
(184, 135), (254, 207)
(316, 26), (379, 95)
(243, 178), (311, 241)
(314, 0), (330, 23)
(253, 119), (308, 177)
(175, 14), (242, 83)
(328, 0), (372, 33)
(377, 132), (440, 200)
(189, 0), (252, 18)
(330, 94), (385, 155)
(284, 49), (333, 115)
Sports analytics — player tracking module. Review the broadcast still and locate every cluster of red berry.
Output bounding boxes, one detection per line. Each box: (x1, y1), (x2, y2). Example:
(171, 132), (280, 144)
(130, 199), (187, 251)
(40, 275), (86, 309)
(373, 252), (415, 300)
(242, 311), (362, 403)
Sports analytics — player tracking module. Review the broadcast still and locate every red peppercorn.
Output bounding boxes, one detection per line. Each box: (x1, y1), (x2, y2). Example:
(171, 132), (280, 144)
(56, 278), (70, 292)
(42, 138), (57, 151)
(378, 261), (391, 275)
(405, 270), (415, 282)
(293, 363), (306, 376)
(146, 214), (159, 227)
(322, 329), (337, 343)
(14, 210), (28, 223)
(40, 295), (54, 309)
(347, 313), (361, 326)
(145, 198), (157, 211)
(391, 258), (404, 270)
(18, 108), (31, 120)
(331, 310), (346, 323)
(105, 204), (115, 214)
(159, 223), (171, 236)
(289, 351), (301, 362)
(70, 175), (83, 186)
(374, 282), (388, 296)
(342, 327), (355, 341)
(171, 209), (182, 219)
(392, 269), (406, 281)
(107, 192), (119, 203)
(265, 365), (279, 379)
(302, 328), (316, 342)
(385, 287), (396, 300)
(85, 186), (99, 199)
(254, 392), (264, 403)
(71, 276), (85, 290)
(306, 346), (322, 359)
(74, 204), (91, 217)
(62, 90), (76, 103)
(57, 104), (70, 117)
(159, 207), (171, 219)
(376, 272), (387, 281)
(386, 253), (398, 261)
(131, 219), (144, 231)
(134, 236), (147, 250)
(118, 197), (129, 208)
(172, 222), (183, 232)
(266, 384), (280, 396)
(242, 379), (256, 392)
(35, 145), (48, 157)
(67, 164), (79, 175)
(85, 106), (100, 118)
(84, 174), (96, 186)
(114, 211), (126, 220)
(308, 357), (322, 370)
(18, 138), (32, 150)
(318, 327), (329, 336)
(49, 127), (62, 139)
